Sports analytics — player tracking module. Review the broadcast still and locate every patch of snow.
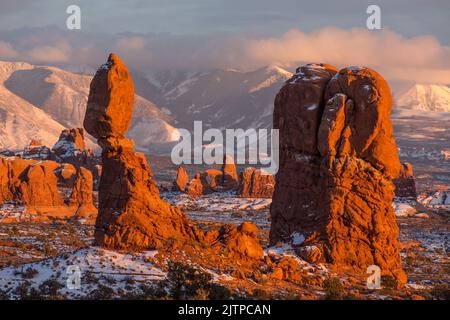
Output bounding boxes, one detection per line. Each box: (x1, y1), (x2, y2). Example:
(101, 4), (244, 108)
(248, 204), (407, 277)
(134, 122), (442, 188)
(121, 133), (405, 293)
(291, 232), (305, 245)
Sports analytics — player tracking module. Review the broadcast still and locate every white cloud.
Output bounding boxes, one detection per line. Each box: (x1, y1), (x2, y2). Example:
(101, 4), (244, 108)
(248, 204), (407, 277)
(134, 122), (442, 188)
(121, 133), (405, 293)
(0, 27), (449, 84)
(0, 41), (18, 58)
(244, 27), (450, 84)
(26, 43), (71, 63)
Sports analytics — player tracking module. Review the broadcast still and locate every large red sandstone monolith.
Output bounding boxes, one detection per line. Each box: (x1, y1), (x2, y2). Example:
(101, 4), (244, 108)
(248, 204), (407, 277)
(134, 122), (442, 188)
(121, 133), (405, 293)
(84, 53), (195, 250)
(270, 64), (406, 285)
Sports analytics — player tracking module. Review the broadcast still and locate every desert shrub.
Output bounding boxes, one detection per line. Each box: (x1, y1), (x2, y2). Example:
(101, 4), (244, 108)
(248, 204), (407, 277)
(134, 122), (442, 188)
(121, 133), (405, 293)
(430, 284), (450, 300)
(164, 262), (231, 300)
(88, 284), (115, 300)
(323, 277), (344, 300)
(38, 278), (64, 298)
(381, 275), (398, 290)
(231, 212), (243, 218)
(252, 288), (270, 300)
(207, 283), (232, 300)
(21, 267), (39, 279)
(14, 281), (43, 300)
(0, 289), (9, 300)
(138, 283), (169, 299)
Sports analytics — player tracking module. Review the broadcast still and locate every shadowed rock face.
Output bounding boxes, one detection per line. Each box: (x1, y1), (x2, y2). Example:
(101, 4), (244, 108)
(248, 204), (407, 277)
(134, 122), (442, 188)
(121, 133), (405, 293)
(394, 162), (417, 199)
(237, 167), (275, 198)
(84, 53), (195, 250)
(270, 64), (406, 285)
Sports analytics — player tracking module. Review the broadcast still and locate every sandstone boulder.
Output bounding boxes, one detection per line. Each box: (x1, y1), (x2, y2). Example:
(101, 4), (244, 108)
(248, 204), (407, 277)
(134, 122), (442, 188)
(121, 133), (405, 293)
(84, 54), (134, 141)
(220, 222), (263, 260)
(186, 169), (222, 196)
(69, 167), (97, 216)
(187, 173), (204, 196)
(270, 64), (406, 285)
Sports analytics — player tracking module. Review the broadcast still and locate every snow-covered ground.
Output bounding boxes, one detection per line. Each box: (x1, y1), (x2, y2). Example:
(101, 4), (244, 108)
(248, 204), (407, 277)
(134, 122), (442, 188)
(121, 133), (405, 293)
(0, 247), (166, 299)
(393, 202), (429, 218)
(162, 191), (272, 229)
(418, 191), (450, 207)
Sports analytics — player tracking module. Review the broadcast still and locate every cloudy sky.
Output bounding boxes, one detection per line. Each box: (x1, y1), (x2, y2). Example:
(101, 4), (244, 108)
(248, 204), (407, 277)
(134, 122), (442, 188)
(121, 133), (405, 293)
(0, 0), (449, 83)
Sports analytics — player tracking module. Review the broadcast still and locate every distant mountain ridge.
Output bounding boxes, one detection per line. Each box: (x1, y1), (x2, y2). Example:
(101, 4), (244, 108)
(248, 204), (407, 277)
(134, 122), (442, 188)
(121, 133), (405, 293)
(0, 60), (180, 152)
(395, 84), (450, 112)
(151, 65), (293, 131)
(1, 59), (448, 153)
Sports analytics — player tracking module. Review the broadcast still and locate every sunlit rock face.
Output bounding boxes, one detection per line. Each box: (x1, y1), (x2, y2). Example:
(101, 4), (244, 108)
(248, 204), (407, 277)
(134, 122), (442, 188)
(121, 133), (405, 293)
(84, 53), (195, 250)
(270, 63), (406, 286)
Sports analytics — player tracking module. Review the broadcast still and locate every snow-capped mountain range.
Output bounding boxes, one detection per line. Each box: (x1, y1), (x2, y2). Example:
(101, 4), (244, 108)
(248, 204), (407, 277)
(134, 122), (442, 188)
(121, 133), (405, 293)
(148, 65), (293, 130)
(0, 60), (180, 151)
(146, 67), (450, 131)
(0, 59), (449, 153)
(395, 84), (450, 112)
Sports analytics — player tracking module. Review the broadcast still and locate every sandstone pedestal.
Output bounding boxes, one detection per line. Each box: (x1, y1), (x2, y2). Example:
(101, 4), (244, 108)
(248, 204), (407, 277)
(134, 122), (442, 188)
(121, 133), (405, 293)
(84, 53), (195, 250)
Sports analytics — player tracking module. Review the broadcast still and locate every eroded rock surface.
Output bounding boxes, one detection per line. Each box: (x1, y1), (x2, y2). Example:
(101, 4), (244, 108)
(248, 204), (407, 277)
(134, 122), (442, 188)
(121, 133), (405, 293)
(237, 167), (275, 198)
(172, 166), (189, 192)
(270, 64), (406, 285)
(0, 156), (96, 220)
(84, 53), (195, 250)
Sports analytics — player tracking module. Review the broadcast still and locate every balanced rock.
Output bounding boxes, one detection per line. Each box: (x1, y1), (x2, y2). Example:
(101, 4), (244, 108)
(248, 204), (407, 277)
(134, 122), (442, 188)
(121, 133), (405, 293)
(237, 167), (275, 198)
(270, 64), (406, 285)
(394, 162), (417, 199)
(84, 53), (195, 250)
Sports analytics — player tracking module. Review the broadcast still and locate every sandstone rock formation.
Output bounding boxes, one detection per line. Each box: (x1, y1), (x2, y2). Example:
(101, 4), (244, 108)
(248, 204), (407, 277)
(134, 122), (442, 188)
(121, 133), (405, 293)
(52, 128), (91, 165)
(186, 169), (223, 196)
(18, 161), (64, 207)
(221, 155), (238, 189)
(0, 156), (96, 220)
(84, 53), (195, 250)
(187, 173), (205, 196)
(173, 166), (189, 192)
(270, 64), (406, 285)
(237, 167), (275, 198)
(220, 222), (263, 260)
(22, 140), (53, 160)
(394, 162), (417, 199)
(69, 167), (97, 216)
